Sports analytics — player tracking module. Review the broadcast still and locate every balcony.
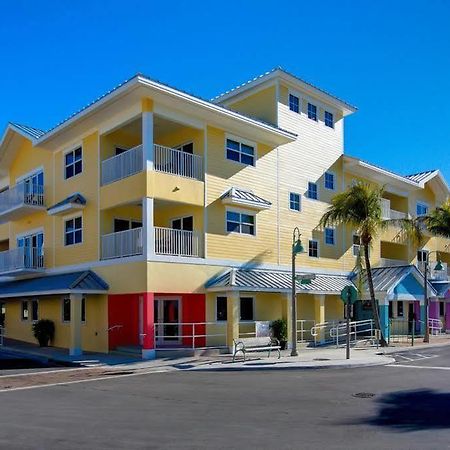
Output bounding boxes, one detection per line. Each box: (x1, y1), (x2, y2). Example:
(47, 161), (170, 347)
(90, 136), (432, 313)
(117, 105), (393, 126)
(100, 227), (200, 260)
(0, 247), (45, 276)
(101, 145), (143, 186)
(0, 183), (46, 223)
(381, 198), (408, 221)
(417, 261), (449, 281)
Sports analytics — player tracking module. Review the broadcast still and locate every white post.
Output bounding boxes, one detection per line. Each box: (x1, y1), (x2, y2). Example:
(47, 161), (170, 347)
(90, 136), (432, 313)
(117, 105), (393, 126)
(69, 293), (83, 357)
(142, 111), (154, 171)
(143, 197), (155, 259)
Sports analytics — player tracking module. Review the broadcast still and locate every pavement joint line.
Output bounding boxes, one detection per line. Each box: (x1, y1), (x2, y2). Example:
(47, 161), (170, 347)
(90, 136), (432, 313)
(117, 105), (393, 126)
(387, 364), (450, 370)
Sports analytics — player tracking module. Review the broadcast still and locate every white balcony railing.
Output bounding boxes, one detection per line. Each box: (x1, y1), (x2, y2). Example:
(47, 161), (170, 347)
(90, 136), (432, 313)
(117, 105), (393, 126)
(155, 227), (200, 257)
(154, 144), (203, 181)
(101, 227), (143, 260)
(101, 145), (143, 186)
(417, 261), (449, 281)
(0, 183), (45, 216)
(0, 247), (45, 274)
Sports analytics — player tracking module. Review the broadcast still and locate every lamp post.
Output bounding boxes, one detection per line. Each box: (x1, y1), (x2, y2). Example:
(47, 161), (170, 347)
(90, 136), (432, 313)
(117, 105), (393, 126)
(422, 251), (443, 343)
(291, 227), (304, 357)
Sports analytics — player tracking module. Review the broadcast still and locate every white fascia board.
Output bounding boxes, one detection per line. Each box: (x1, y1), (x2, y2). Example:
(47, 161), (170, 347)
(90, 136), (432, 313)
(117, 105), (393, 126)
(221, 197), (271, 210)
(47, 202), (85, 216)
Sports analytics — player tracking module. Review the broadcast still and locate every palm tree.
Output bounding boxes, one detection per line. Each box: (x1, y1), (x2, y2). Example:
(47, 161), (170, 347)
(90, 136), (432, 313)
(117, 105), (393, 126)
(426, 199), (450, 238)
(319, 182), (388, 346)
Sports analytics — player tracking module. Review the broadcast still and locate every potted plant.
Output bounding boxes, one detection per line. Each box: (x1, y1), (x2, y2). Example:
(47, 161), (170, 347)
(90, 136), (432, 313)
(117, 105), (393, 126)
(270, 318), (288, 350)
(32, 319), (55, 347)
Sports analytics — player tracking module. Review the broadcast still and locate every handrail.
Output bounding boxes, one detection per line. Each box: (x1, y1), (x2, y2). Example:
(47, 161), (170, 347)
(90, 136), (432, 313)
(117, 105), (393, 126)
(154, 144), (203, 181)
(154, 227), (200, 257)
(0, 182), (45, 214)
(101, 145), (143, 185)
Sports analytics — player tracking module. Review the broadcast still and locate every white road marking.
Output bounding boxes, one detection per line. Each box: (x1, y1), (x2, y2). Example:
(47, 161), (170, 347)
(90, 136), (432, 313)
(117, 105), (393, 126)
(394, 354), (415, 361)
(387, 364), (450, 371)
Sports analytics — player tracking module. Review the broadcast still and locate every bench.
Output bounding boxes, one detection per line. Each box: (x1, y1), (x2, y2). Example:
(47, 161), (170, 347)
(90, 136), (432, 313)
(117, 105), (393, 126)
(232, 337), (281, 362)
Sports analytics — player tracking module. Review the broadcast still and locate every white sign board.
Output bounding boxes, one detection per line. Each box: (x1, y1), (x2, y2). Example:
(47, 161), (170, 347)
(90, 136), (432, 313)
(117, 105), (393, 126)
(255, 321), (271, 337)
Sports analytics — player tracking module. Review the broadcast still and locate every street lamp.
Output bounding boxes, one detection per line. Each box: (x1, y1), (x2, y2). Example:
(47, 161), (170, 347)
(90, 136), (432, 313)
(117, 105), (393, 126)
(421, 251), (443, 343)
(291, 227), (304, 357)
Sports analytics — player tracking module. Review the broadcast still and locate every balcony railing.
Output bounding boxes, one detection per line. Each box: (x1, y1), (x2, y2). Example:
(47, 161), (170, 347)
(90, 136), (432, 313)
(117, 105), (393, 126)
(417, 261), (449, 281)
(154, 144), (203, 181)
(381, 199), (407, 221)
(101, 227), (143, 260)
(0, 183), (45, 216)
(0, 247), (45, 275)
(155, 227), (200, 257)
(101, 145), (143, 186)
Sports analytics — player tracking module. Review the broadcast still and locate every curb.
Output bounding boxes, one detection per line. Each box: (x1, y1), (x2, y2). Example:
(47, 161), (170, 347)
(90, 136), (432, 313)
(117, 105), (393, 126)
(381, 340), (450, 354)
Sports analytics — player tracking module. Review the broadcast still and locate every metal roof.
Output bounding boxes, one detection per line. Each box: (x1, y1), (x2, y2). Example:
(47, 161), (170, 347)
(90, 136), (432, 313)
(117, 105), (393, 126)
(431, 282), (450, 298)
(47, 193), (87, 211)
(10, 123), (46, 140)
(404, 170), (438, 184)
(221, 187), (271, 209)
(0, 270), (109, 298)
(206, 268), (355, 293)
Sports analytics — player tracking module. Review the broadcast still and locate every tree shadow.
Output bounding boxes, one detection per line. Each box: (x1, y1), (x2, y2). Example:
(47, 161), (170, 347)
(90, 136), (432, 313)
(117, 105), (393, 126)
(357, 389), (450, 431)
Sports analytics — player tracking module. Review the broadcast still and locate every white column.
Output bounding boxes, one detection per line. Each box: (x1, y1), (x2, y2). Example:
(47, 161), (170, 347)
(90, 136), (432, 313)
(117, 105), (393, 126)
(142, 111), (154, 171)
(143, 197), (155, 260)
(69, 293), (83, 357)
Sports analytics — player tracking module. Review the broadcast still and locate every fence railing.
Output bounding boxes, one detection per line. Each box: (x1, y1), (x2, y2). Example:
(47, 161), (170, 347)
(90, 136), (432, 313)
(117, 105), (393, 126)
(101, 145), (143, 185)
(296, 320), (316, 342)
(311, 319), (376, 347)
(154, 144), (203, 181)
(154, 227), (200, 257)
(101, 227), (143, 259)
(0, 247), (45, 274)
(0, 183), (45, 215)
(429, 318), (444, 335)
(0, 327), (4, 346)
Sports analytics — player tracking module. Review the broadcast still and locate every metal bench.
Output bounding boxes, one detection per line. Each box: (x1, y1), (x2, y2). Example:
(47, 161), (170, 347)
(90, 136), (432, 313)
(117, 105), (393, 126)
(233, 337), (281, 362)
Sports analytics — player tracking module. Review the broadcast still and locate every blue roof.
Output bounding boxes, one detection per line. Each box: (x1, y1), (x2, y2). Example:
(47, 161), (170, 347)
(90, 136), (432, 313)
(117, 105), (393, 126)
(0, 270), (108, 298)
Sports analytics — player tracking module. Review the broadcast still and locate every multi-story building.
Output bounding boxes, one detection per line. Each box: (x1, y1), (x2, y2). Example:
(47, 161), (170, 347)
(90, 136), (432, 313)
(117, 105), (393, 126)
(0, 68), (449, 358)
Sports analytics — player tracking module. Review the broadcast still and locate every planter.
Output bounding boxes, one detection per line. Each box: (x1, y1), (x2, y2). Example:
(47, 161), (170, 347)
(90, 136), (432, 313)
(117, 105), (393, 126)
(280, 340), (287, 350)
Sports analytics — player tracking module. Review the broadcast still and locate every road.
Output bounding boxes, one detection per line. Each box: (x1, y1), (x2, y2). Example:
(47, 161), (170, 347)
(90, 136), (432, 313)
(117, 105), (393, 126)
(0, 346), (450, 449)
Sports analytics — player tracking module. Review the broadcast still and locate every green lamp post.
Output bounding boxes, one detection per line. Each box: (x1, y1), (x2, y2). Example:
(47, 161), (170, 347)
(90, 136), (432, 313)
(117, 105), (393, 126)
(291, 227), (304, 357)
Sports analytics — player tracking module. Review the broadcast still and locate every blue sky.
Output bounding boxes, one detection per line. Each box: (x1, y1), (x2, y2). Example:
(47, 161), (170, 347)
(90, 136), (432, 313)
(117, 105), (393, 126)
(1, 0), (449, 180)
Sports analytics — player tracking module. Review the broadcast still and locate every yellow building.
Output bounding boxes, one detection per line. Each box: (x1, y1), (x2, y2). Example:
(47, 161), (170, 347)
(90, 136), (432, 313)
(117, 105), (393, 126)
(0, 68), (449, 358)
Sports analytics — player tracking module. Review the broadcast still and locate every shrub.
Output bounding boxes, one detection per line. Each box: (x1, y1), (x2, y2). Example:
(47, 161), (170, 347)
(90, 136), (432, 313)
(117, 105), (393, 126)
(32, 319), (55, 347)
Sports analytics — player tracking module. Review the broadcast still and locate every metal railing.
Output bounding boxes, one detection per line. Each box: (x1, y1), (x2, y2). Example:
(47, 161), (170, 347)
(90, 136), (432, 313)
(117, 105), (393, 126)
(429, 318), (444, 335)
(154, 227), (200, 257)
(389, 319), (417, 345)
(101, 145), (143, 185)
(0, 247), (45, 273)
(296, 319), (316, 342)
(417, 261), (449, 281)
(0, 183), (45, 215)
(0, 327), (4, 346)
(154, 144), (203, 181)
(101, 227), (143, 259)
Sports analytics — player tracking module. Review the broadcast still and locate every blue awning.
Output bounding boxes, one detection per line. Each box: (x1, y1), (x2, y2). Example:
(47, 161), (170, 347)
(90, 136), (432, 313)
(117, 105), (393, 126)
(0, 270), (109, 298)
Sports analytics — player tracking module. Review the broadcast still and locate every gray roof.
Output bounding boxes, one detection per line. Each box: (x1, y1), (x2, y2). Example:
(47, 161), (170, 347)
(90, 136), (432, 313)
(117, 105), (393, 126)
(10, 123), (46, 140)
(221, 187), (271, 208)
(431, 282), (450, 298)
(353, 265), (438, 296)
(47, 193), (87, 211)
(206, 268), (354, 293)
(0, 270), (108, 298)
(404, 170), (438, 184)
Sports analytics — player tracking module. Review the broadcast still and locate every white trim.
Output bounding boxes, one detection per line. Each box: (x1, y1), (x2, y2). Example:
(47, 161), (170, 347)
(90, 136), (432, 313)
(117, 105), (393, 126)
(154, 296), (182, 345)
(203, 126), (208, 259)
(63, 144), (83, 181)
(21, 299), (29, 321)
(224, 133), (257, 167)
(16, 166), (44, 184)
(47, 202), (85, 216)
(63, 214), (83, 247)
(15, 227), (44, 242)
(287, 90), (301, 114)
(113, 217), (143, 233)
(225, 207), (257, 237)
(324, 170), (336, 191)
(215, 295), (228, 322)
(0, 289), (106, 300)
(288, 192), (301, 212)
(324, 227), (336, 246)
(306, 181), (319, 201)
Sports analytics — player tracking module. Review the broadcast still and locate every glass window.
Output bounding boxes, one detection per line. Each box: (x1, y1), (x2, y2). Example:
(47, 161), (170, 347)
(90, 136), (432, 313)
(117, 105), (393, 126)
(440, 301), (445, 317)
(417, 250), (429, 263)
(240, 297), (254, 321)
(216, 297), (227, 321)
(289, 192), (301, 211)
(307, 103), (317, 121)
(307, 182), (318, 200)
(31, 300), (39, 321)
(226, 139), (255, 166)
(416, 202), (428, 216)
(226, 211), (255, 235)
(397, 301), (404, 317)
(389, 302), (393, 319)
(21, 301), (29, 320)
(324, 111), (334, 128)
(65, 216), (83, 246)
(352, 234), (361, 257)
(325, 228), (335, 245)
(324, 172), (335, 190)
(65, 147), (82, 179)
(63, 298), (71, 322)
(309, 240), (319, 258)
(81, 297), (86, 323)
(289, 94), (300, 113)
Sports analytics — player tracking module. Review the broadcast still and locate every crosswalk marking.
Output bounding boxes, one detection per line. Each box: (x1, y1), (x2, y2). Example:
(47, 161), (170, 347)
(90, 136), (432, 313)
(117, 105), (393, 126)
(388, 364), (450, 371)
(392, 353), (438, 363)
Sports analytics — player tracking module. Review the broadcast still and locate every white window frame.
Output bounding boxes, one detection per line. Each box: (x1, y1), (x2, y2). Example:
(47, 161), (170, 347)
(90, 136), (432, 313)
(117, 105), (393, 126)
(170, 215), (194, 231)
(215, 296), (227, 322)
(352, 234), (361, 257)
(62, 298), (71, 323)
(174, 141), (194, 153)
(324, 110), (334, 129)
(21, 300), (29, 321)
(307, 182), (319, 200)
(288, 91), (301, 114)
(289, 192), (301, 212)
(113, 217), (143, 232)
(416, 201), (429, 217)
(324, 171), (336, 191)
(63, 144), (83, 180)
(224, 134), (257, 167)
(239, 296), (255, 322)
(62, 297), (86, 323)
(31, 299), (39, 322)
(16, 166), (45, 184)
(417, 249), (429, 263)
(324, 227), (336, 246)
(64, 214), (83, 247)
(307, 102), (318, 121)
(308, 239), (319, 258)
(225, 207), (256, 237)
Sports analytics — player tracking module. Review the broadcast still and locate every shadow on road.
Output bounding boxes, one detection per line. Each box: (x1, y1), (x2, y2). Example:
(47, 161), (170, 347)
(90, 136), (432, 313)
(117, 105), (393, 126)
(358, 389), (450, 431)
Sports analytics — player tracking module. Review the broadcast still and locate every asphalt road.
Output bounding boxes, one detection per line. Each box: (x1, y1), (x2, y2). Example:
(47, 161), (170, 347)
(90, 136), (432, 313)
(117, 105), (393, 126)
(1, 346), (450, 449)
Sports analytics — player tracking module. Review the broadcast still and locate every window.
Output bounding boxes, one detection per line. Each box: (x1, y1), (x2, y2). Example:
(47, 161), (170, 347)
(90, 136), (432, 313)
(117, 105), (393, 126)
(289, 94), (300, 113)
(440, 301), (445, 317)
(81, 297), (86, 323)
(226, 138), (255, 166)
(324, 111), (334, 128)
(308, 240), (319, 258)
(324, 228), (335, 246)
(114, 218), (142, 233)
(65, 216), (82, 246)
(416, 202), (429, 217)
(352, 234), (361, 257)
(62, 297), (86, 322)
(324, 172), (335, 190)
(175, 142), (194, 154)
(417, 250), (429, 263)
(289, 192), (301, 211)
(226, 211), (255, 236)
(21, 301), (29, 321)
(31, 300), (39, 321)
(240, 297), (254, 321)
(216, 296), (227, 321)
(115, 147), (129, 156)
(307, 103), (317, 121)
(172, 216), (193, 232)
(389, 302), (393, 319)
(307, 182), (318, 200)
(64, 147), (82, 179)
(397, 301), (404, 317)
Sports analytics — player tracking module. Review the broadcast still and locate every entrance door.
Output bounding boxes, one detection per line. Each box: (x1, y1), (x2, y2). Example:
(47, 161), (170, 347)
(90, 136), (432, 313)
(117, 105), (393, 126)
(154, 299), (180, 346)
(408, 302), (414, 333)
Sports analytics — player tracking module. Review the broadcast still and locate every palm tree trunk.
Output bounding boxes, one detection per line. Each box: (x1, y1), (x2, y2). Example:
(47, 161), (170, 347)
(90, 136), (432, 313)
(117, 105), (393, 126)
(363, 244), (388, 347)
